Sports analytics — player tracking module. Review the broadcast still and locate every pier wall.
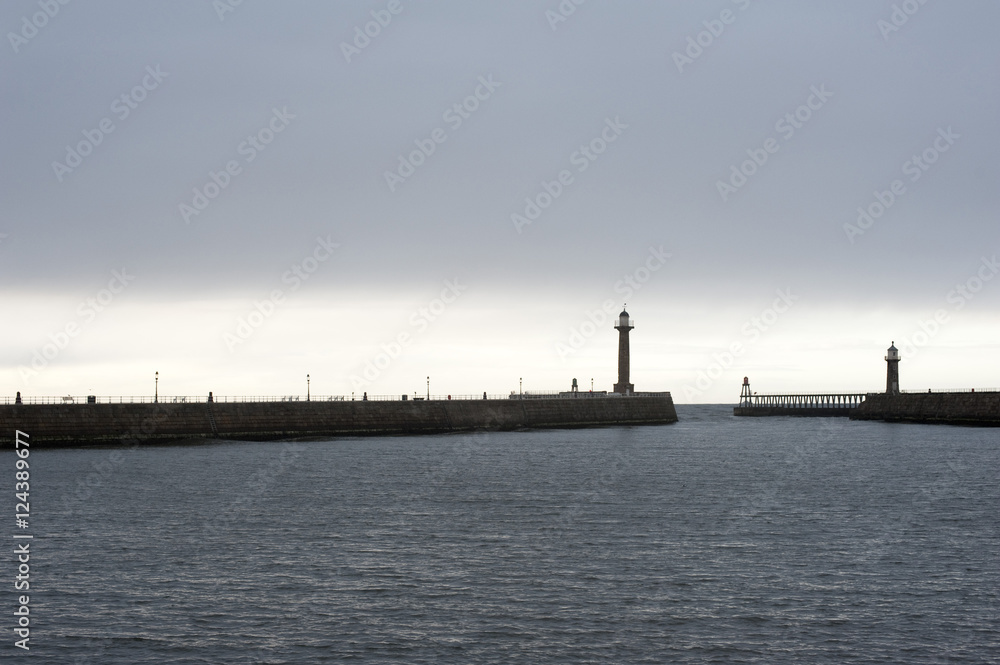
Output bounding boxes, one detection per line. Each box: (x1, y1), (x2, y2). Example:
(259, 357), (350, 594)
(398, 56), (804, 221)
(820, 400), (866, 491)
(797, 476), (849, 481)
(0, 394), (677, 447)
(733, 406), (855, 417)
(851, 392), (1000, 426)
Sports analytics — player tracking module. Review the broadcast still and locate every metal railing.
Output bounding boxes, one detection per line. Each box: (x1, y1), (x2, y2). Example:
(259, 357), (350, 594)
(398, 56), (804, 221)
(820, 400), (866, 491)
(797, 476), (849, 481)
(747, 388), (999, 398)
(0, 393), (506, 405)
(748, 390), (881, 397)
(898, 388), (1000, 394)
(739, 393), (868, 409)
(1, 391), (671, 406)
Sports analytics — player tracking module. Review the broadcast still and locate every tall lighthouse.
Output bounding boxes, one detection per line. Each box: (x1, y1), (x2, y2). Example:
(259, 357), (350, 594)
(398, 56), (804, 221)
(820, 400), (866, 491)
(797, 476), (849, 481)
(885, 341), (900, 395)
(613, 306), (634, 395)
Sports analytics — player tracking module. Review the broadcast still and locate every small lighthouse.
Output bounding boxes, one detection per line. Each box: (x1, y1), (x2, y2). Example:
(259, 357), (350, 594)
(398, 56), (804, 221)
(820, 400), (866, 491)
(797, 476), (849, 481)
(739, 376), (752, 407)
(613, 306), (634, 395)
(885, 341), (900, 395)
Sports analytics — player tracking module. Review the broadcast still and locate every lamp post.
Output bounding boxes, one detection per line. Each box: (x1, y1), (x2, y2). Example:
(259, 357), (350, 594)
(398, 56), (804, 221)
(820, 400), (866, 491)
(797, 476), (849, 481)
(519, 377), (522, 399)
(591, 378), (594, 391)
(426, 376), (430, 401)
(307, 374), (310, 401)
(155, 371), (158, 403)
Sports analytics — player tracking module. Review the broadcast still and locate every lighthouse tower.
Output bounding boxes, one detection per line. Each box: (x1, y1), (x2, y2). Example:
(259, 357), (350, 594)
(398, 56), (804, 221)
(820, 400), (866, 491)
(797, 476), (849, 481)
(613, 307), (634, 395)
(885, 341), (901, 394)
(739, 376), (753, 408)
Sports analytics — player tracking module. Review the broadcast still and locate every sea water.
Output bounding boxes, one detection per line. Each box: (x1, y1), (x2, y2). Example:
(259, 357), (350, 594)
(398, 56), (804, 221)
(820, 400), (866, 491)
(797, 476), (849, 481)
(7, 404), (999, 663)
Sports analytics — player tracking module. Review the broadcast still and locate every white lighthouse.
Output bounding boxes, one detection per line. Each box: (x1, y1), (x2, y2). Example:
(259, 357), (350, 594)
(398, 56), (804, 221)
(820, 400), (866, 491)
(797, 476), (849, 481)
(613, 307), (634, 395)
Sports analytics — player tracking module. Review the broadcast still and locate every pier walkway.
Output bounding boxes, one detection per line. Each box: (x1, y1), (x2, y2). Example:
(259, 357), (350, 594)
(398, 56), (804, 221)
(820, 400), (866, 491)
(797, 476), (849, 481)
(734, 392), (867, 417)
(733, 378), (866, 417)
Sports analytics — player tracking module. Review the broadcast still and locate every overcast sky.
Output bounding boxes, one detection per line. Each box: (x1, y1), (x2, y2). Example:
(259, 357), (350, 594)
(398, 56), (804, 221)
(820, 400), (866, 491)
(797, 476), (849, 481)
(2, 1), (998, 403)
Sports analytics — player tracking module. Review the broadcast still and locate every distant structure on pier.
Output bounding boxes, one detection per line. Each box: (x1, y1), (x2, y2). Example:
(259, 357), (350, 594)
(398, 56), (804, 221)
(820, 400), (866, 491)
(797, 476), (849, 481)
(739, 376), (752, 407)
(733, 375), (865, 417)
(734, 340), (1000, 425)
(885, 341), (900, 395)
(613, 307), (634, 395)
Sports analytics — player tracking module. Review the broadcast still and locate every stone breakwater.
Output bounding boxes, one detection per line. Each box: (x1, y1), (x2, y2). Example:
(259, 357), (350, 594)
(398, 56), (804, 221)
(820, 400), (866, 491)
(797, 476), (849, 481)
(0, 395), (677, 447)
(851, 391), (1000, 426)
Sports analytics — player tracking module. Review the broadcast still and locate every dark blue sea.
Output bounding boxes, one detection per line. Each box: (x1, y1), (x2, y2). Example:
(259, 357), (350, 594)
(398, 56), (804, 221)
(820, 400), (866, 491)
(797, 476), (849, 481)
(7, 405), (1000, 663)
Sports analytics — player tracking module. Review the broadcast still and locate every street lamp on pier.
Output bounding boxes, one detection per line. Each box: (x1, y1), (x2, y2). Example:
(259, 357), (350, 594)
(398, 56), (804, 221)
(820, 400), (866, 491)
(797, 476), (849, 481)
(307, 374), (310, 401)
(155, 371), (158, 403)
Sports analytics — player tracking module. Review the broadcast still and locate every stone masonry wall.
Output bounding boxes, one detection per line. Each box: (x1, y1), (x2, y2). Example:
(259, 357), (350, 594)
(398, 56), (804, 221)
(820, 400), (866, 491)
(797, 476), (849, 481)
(851, 392), (1000, 425)
(0, 395), (678, 447)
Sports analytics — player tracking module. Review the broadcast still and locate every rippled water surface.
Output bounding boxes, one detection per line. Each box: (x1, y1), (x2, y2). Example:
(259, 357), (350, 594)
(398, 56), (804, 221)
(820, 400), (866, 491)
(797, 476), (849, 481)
(10, 405), (1000, 663)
